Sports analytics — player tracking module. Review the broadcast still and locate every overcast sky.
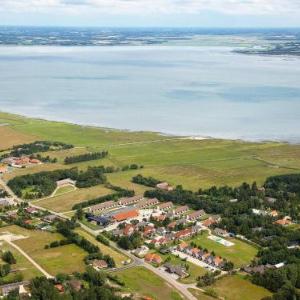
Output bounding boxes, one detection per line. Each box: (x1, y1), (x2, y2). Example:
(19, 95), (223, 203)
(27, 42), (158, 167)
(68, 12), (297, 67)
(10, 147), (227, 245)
(0, 0), (300, 27)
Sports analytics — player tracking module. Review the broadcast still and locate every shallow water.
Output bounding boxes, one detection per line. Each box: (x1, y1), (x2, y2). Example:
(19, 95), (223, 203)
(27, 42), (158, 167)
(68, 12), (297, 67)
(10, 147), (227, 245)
(0, 45), (300, 142)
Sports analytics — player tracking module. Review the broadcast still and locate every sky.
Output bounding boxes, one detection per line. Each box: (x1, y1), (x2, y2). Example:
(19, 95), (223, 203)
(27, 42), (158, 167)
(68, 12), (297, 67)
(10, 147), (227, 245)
(0, 0), (300, 27)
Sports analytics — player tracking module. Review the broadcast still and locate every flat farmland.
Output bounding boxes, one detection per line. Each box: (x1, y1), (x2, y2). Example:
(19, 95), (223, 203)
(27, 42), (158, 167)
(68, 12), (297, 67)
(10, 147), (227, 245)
(32, 184), (113, 212)
(0, 225), (87, 275)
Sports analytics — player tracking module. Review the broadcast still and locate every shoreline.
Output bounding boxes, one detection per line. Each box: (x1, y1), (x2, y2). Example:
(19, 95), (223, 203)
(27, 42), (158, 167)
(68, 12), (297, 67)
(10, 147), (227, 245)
(0, 110), (298, 145)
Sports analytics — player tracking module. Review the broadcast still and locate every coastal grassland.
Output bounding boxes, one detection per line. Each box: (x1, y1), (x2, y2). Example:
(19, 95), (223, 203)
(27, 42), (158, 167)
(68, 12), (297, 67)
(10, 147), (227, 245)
(210, 275), (272, 300)
(0, 240), (42, 281)
(2, 112), (300, 190)
(116, 266), (183, 300)
(189, 231), (258, 268)
(31, 184), (113, 212)
(0, 126), (37, 150)
(74, 228), (128, 267)
(0, 225), (87, 275)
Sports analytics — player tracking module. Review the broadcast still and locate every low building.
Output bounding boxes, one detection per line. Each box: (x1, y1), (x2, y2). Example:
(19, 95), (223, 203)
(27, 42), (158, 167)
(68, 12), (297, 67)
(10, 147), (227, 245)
(187, 210), (205, 221)
(134, 245), (149, 257)
(214, 228), (230, 238)
(0, 198), (15, 207)
(25, 206), (39, 214)
(123, 224), (136, 236)
(86, 215), (111, 226)
(112, 209), (139, 222)
(164, 263), (189, 278)
(67, 280), (82, 292)
(43, 214), (60, 223)
(157, 202), (173, 211)
(144, 253), (162, 265)
(136, 198), (160, 209)
(118, 195), (143, 206)
(275, 216), (292, 226)
(0, 281), (30, 297)
(156, 182), (173, 191)
(173, 205), (189, 216)
(174, 227), (193, 240)
(92, 259), (108, 270)
(89, 200), (118, 214)
(56, 178), (76, 187)
(0, 165), (8, 174)
(252, 209), (267, 216)
(269, 210), (279, 217)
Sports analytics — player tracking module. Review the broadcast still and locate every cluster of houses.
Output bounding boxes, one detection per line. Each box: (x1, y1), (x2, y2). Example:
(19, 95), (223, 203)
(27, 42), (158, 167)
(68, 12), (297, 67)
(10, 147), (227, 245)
(1, 156), (42, 169)
(177, 242), (226, 269)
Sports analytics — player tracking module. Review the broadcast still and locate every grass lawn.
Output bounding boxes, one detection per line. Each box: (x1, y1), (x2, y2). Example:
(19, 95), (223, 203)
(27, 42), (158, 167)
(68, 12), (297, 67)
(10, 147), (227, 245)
(0, 225), (87, 275)
(74, 228), (128, 268)
(1, 111), (300, 190)
(53, 185), (76, 196)
(211, 275), (272, 300)
(189, 231), (258, 268)
(0, 240), (42, 281)
(116, 267), (183, 300)
(188, 289), (215, 300)
(32, 184), (113, 212)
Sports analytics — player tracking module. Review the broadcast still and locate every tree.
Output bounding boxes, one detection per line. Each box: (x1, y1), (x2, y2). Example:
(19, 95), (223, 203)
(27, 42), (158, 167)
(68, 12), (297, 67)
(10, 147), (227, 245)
(2, 251), (16, 264)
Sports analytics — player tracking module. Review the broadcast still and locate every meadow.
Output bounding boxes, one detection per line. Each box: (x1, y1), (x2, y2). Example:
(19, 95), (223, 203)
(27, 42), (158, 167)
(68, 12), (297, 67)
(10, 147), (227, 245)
(1, 111), (300, 192)
(0, 225), (87, 275)
(116, 266), (183, 300)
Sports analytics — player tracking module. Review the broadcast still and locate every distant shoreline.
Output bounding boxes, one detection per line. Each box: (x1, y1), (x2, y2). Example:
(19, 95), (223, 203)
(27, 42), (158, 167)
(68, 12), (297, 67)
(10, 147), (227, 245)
(0, 110), (297, 145)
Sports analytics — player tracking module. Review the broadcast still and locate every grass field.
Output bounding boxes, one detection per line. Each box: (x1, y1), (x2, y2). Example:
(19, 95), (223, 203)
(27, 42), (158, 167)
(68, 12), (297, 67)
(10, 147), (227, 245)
(0, 225), (87, 275)
(116, 267), (183, 300)
(1, 112), (300, 191)
(31, 184), (113, 212)
(188, 289), (215, 300)
(53, 185), (76, 196)
(0, 240), (42, 281)
(189, 232), (258, 268)
(210, 275), (272, 300)
(74, 228), (128, 267)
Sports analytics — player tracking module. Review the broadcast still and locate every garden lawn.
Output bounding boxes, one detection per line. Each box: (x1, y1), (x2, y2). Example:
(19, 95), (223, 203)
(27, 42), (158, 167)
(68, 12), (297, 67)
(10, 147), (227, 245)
(0, 225), (87, 275)
(189, 231), (258, 268)
(116, 267), (183, 300)
(74, 228), (128, 268)
(211, 275), (272, 300)
(31, 184), (113, 212)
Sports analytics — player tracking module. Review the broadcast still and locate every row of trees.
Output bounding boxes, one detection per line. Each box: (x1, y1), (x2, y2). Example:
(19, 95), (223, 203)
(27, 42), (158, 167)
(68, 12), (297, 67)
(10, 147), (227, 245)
(9, 141), (73, 157)
(132, 174), (161, 187)
(64, 151), (108, 164)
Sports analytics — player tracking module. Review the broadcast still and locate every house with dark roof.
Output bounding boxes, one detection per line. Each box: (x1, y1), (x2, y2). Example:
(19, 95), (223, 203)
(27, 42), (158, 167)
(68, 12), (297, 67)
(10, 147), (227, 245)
(164, 263), (188, 278)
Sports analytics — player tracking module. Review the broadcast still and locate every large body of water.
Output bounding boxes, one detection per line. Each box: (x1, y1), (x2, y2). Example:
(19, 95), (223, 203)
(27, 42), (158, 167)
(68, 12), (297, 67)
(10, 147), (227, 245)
(0, 28), (300, 142)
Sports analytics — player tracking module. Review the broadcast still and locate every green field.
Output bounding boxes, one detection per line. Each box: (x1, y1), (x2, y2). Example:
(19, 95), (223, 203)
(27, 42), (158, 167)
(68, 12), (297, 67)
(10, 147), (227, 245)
(211, 275), (272, 300)
(0, 225), (87, 275)
(116, 267), (183, 300)
(0, 240), (42, 281)
(31, 184), (113, 212)
(53, 185), (76, 197)
(1, 111), (300, 192)
(189, 231), (258, 268)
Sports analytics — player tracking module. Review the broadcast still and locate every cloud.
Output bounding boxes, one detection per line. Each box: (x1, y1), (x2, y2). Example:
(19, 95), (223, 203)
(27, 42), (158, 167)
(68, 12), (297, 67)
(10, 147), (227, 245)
(1, 0), (300, 16)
